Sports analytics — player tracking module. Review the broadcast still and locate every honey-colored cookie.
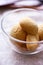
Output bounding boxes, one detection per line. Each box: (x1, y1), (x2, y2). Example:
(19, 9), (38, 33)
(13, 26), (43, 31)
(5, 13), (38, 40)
(38, 24), (43, 40)
(10, 24), (26, 50)
(20, 17), (38, 35)
(26, 34), (39, 51)
(10, 24), (26, 41)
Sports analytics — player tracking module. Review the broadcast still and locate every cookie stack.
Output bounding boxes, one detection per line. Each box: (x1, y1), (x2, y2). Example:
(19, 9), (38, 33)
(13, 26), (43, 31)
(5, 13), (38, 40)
(10, 17), (43, 51)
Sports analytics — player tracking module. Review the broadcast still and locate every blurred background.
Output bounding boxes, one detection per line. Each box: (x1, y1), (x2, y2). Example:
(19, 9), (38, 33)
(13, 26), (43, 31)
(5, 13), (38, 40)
(0, 0), (43, 10)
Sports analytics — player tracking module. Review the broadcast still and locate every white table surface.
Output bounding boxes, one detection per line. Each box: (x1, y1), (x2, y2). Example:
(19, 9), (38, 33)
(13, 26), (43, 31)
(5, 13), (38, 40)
(0, 8), (43, 65)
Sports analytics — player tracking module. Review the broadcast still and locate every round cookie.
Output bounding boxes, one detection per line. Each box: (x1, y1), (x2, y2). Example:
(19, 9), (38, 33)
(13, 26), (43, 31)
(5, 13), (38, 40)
(26, 34), (39, 51)
(20, 17), (38, 35)
(10, 24), (26, 41)
(10, 24), (26, 50)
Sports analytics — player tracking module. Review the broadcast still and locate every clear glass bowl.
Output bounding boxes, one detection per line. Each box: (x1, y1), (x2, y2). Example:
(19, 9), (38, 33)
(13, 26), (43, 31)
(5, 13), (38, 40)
(1, 8), (43, 55)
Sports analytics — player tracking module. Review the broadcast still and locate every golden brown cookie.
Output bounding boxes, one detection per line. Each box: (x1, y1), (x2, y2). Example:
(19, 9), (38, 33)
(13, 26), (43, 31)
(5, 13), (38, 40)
(10, 24), (26, 50)
(20, 17), (38, 35)
(26, 34), (39, 51)
(10, 24), (26, 41)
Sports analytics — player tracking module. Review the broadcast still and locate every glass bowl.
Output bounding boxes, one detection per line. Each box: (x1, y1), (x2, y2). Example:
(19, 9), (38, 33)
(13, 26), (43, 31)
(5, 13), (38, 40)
(1, 8), (43, 55)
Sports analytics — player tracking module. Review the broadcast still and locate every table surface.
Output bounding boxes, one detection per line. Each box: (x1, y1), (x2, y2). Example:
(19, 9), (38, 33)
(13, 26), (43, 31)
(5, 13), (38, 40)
(0, 8), (43, 65)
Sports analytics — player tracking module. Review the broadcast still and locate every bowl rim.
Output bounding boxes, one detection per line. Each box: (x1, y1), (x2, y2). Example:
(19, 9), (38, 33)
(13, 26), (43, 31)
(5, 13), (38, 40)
(1, 8), (43, 44)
